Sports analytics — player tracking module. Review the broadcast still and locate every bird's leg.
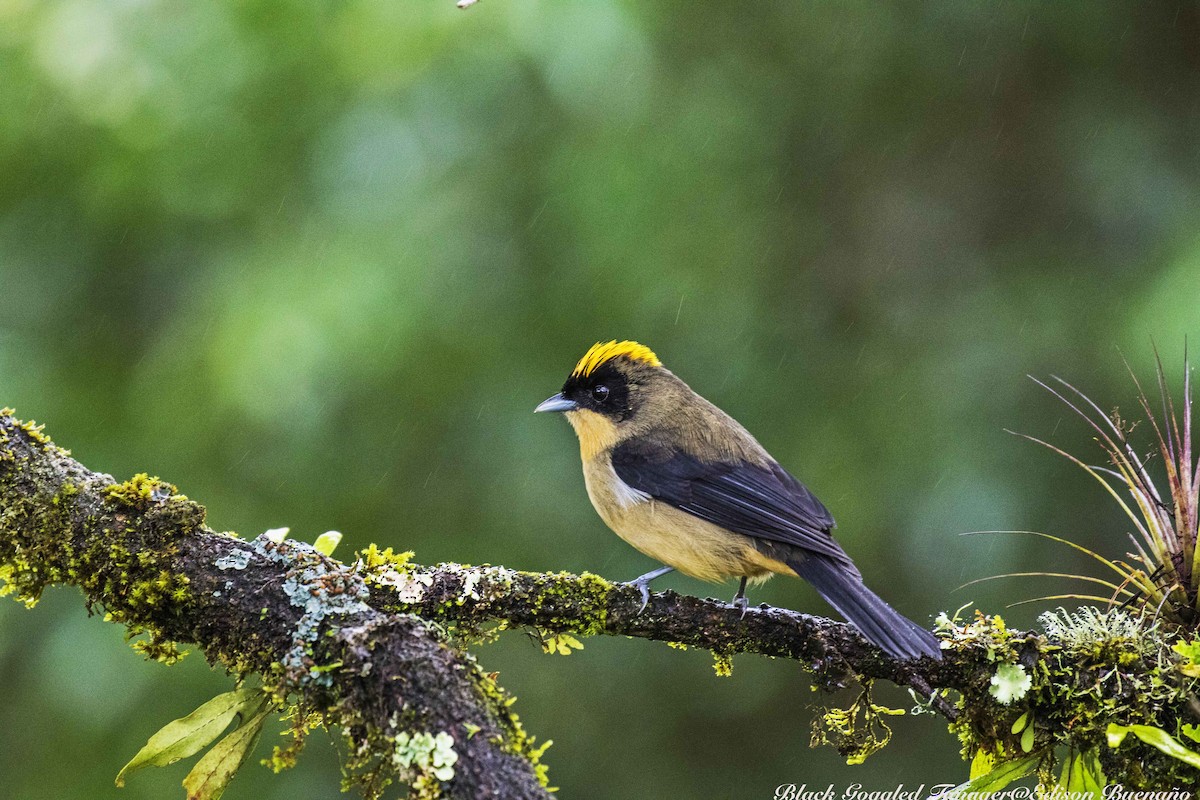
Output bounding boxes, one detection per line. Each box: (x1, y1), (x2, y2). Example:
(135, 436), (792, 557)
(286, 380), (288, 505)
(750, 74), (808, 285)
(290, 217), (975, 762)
(626, 566), (674, 613)
(731, 576), (749, 618)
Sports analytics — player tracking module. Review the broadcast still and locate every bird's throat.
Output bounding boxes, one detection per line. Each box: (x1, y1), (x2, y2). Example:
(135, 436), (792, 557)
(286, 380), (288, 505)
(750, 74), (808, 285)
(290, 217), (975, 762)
(566, 410), (620, 460)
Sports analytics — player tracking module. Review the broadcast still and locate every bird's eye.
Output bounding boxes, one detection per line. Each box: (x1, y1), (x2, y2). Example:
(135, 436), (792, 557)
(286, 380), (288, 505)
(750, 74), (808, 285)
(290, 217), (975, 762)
(591, 385), (610, 403)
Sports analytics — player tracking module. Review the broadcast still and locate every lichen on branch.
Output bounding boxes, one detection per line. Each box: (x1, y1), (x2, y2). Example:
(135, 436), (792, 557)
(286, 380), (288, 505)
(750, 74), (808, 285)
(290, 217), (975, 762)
(0, 411), (552, 800)
(5, 408), (1200, 795)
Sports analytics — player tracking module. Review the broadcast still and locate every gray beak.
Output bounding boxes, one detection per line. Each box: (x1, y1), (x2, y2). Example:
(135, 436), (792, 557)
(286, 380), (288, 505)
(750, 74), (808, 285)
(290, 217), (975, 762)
(535, 392), (578, 413)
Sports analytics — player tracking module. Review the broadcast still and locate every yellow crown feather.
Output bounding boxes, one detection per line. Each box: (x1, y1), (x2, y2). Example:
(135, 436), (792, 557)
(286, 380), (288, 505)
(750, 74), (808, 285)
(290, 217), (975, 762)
(571, 340), (662, 377)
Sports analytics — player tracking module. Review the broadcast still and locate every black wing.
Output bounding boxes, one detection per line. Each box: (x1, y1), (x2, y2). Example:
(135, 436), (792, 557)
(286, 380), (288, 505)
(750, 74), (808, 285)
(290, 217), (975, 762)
(611, 438), (856, 571)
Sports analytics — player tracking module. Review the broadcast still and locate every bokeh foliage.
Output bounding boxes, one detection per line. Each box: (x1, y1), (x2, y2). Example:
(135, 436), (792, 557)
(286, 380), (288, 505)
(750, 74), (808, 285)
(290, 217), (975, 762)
(2, 1), (1199, 797)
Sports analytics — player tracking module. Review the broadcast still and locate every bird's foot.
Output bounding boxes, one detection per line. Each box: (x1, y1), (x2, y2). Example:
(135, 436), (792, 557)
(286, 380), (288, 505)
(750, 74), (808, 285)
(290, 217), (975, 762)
(630, 579), (652, 614)
(730, 576), (749, 619)
(624, 566), (675, 614)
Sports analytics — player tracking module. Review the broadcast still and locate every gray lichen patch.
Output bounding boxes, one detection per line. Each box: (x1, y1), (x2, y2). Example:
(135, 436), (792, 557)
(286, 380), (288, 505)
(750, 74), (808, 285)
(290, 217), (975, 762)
(238, 534), (373, 688)
(215, 549), (252, 570)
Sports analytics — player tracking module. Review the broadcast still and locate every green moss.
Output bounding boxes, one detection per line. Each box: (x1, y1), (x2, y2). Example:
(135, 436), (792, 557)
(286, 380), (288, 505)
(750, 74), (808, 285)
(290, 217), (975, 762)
(469, 666), (555, 791)
(105, 473), (183, 508)
(129, 632), (188, 664)
(941, 606), (1200, 791)
(0, 477), (76, 604)
(522, 570), (612, 638)
(565, 572), (611, 634)
(2, 416), (556, 799)
(811, 682), (904, 765)
(336, 690), (483, 800)
(1, 417), (203, 663)
(52, 481), (78, 505)
(17, 418), (52, 447)
(262, 707), (320, 773)
(356, 543), (415, 571)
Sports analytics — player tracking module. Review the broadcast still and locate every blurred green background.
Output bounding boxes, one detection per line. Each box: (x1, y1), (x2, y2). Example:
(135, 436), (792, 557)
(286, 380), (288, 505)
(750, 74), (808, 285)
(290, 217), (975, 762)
(3, 1), (1200, 797)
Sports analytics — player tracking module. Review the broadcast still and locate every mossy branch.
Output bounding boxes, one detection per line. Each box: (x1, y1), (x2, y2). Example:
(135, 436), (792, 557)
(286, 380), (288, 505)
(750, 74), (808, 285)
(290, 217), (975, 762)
(0, 410), (997, 791)
(9, 411), (1200, 793)
(373, 562), (972, 711)
(0, 412), (552, 800)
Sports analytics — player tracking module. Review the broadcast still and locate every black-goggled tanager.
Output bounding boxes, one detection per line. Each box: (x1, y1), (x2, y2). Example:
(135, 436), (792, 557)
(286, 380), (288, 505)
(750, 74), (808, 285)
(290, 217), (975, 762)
(535, 340), (941, 661)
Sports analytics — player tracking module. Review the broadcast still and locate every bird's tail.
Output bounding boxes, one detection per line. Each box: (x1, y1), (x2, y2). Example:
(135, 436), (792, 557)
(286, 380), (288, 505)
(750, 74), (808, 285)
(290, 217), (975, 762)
(788, 555), (941, 661)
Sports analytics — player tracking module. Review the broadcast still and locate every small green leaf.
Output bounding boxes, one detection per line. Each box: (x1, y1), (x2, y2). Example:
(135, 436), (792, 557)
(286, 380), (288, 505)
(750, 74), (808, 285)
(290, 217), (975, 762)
(1058, 749), (1105, 798)
(968, 749), (994, 780)
(1182, 724), (1200, 745)
(1173, 639), (1200, 663)
(314, 531), (342, 557)
(934, 753), (1039, 797)
(261, 527), (288, 543)
(542, 633), (584, 656)
(116, 688), (265, 787)
(1020, 723), (1034, 753)
(1010, 712), (1029, 734)
(182, 705), (271, 800)
(1107, 723), (1200, 770)
(1106, 724), (1129, 748)
(1174, 639), (1200, 677)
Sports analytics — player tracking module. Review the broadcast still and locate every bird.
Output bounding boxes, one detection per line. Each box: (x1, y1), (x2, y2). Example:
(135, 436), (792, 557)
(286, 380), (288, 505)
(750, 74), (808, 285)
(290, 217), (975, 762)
(535, 340), (941, 661)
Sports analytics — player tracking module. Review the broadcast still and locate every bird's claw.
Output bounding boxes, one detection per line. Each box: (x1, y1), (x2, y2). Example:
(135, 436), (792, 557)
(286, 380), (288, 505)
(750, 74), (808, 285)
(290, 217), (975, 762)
(623, 566), (674, 614)
(631, 580), (652, 614)
(730, 576), (750, 619)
